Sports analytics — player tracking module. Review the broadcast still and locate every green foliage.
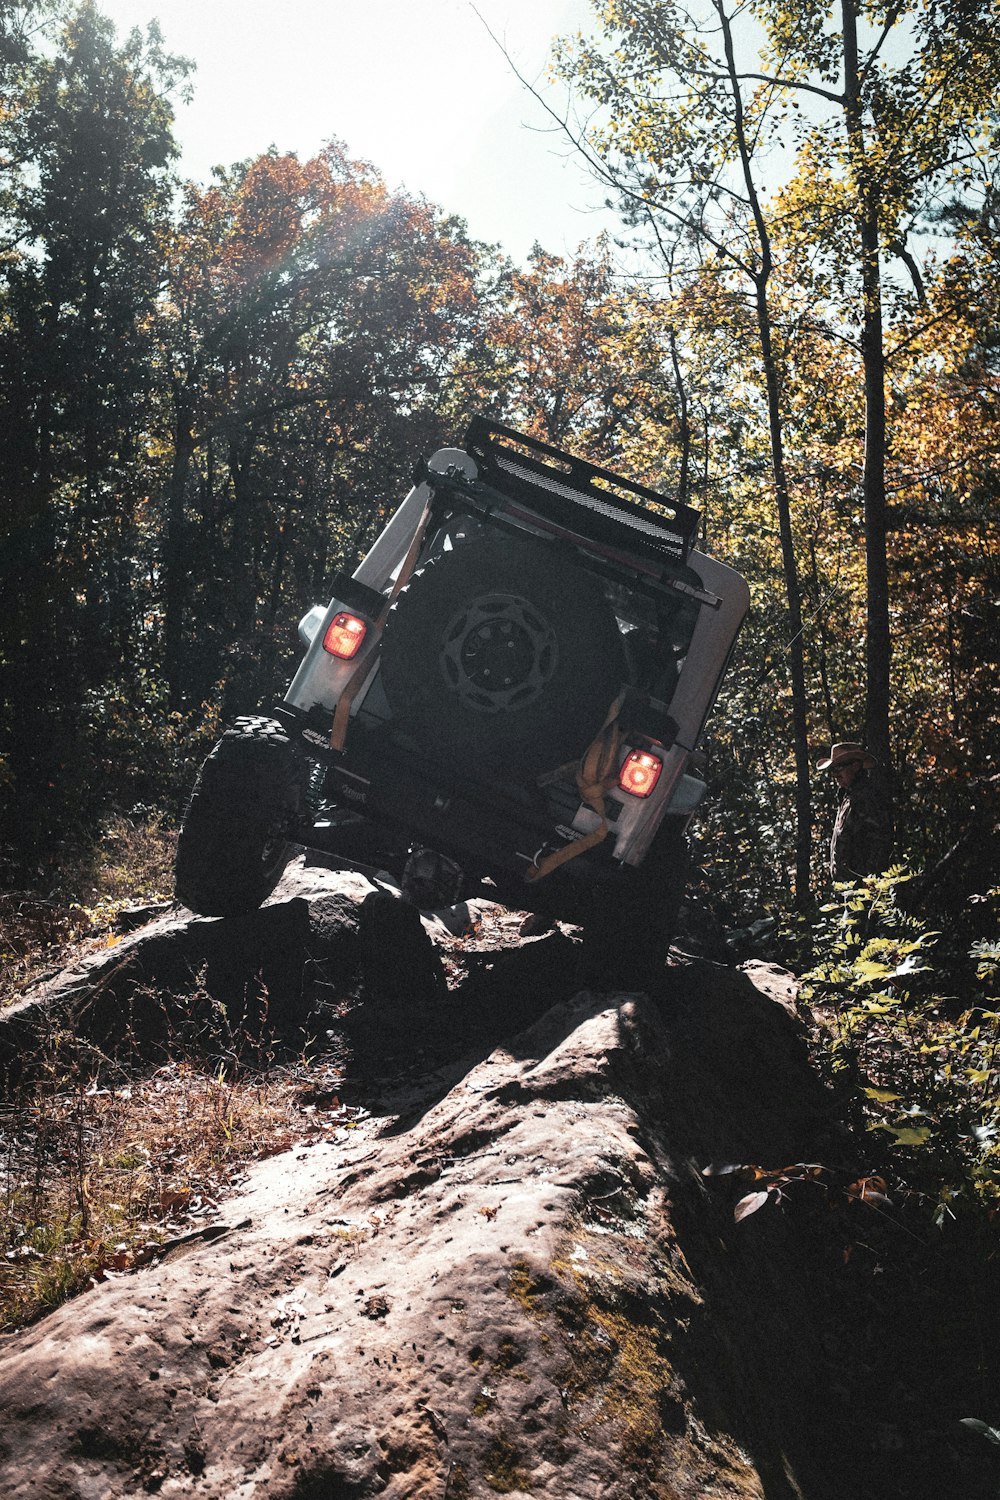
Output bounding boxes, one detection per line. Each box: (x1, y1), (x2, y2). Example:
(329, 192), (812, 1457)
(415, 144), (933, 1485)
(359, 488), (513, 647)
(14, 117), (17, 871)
(802, 870), (1000, 1221)
(81, 674), (222, 819)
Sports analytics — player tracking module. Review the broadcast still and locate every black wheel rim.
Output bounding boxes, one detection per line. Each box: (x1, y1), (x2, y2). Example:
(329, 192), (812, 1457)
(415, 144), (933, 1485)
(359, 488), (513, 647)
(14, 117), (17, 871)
(439, 593), (558, 714)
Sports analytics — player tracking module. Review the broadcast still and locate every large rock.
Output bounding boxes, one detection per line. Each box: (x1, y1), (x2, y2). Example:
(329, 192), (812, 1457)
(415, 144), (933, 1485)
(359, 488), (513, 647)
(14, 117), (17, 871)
(0, 948), (860, 1499)
(3, 863), (993, 1498)
(0, 862), (389, 1083)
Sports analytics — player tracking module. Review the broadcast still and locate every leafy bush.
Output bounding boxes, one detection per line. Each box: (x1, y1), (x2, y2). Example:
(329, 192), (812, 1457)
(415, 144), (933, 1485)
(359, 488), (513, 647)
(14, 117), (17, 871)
(81, 675), (223, 823)
(802, 869), (1000, 1222)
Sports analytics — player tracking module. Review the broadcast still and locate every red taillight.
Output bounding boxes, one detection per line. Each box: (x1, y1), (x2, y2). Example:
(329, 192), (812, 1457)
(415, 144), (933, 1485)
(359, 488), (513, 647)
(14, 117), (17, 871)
(322, 612), (367, 659)
(619, 748), (662, 798)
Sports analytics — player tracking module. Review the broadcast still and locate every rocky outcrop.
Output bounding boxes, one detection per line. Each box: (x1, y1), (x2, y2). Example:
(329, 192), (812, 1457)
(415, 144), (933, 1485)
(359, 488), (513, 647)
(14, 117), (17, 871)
(0, 864), (379, 1083)
(0, 859), (990, 1498)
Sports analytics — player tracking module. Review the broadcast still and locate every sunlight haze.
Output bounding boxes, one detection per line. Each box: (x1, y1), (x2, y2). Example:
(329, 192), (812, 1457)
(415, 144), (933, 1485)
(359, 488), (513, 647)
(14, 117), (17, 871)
(96, 0), (612, 263)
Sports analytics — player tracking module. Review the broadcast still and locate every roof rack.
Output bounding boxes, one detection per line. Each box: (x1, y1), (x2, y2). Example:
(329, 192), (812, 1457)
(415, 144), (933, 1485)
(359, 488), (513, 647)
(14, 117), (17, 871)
(463, 415), (700, 563)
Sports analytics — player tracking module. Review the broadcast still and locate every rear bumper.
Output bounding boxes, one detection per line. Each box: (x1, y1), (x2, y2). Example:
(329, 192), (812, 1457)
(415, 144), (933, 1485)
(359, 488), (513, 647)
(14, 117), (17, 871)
(278, 705), (643, 894)
(330, 725), (587, 885)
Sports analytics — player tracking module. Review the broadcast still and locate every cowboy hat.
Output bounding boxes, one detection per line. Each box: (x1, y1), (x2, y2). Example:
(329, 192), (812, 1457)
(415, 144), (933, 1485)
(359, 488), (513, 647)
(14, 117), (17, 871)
(816, 742), (876, 771)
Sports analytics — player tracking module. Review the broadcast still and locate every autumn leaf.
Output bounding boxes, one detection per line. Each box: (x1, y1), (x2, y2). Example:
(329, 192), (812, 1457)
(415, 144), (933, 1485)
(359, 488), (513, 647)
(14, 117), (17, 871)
(734, 1190), (771, 1222)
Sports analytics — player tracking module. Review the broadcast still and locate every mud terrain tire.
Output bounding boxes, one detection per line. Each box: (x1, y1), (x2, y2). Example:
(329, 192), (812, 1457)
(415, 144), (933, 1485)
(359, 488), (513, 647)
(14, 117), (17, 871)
(578, 818), (690, 992)
(380, 534), (627, 776)
(174, 716), (303, 917)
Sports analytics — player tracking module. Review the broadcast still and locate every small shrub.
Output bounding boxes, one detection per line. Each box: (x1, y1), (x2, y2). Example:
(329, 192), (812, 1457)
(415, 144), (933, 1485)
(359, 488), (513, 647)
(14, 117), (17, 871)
(802, 869), (1000, 1222)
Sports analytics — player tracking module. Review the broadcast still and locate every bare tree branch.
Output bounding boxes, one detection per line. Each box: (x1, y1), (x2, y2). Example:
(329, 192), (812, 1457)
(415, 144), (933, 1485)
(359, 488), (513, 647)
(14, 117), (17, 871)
(888, 239), (927, 307)
(731, 71), (844, 106)
(469, 2), (756, 279)
(859, 0), (908, 80)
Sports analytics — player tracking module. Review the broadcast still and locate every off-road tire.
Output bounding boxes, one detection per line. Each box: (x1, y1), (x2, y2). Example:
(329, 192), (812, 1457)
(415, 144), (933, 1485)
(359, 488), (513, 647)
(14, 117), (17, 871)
(379, 534), (628, 776)
(174, 716), (303, 917)
(578, 818), (690, 992)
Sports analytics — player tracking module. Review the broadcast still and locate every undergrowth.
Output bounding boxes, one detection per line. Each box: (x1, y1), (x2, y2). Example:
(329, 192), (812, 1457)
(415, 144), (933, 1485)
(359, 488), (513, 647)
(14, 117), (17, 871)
(0, 808), (357, 1331)
(0, 1035), (351, 1331)
(701, 869), (1000, 1238)
(0, 813), (176, 1006)
(801, 868), (1000, 1225)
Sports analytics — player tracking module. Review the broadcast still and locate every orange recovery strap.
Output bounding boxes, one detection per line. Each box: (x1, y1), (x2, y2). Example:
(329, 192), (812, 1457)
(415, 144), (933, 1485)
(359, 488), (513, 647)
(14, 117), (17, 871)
(525, 691), (625, 883)
(329, 499), (432, 752)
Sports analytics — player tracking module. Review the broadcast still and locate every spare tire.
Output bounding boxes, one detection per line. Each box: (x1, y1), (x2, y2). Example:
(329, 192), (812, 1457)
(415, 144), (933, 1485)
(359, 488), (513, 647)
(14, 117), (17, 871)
(578, 818), (690, 992)
(380, 534), (627, 776)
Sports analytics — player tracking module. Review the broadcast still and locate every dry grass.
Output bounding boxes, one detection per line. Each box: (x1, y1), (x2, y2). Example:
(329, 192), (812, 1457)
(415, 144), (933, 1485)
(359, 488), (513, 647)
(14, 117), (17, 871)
(0, 811), (362, 1331)
(0, 813), (177, 1007)
(0, 1048), (353, 1331)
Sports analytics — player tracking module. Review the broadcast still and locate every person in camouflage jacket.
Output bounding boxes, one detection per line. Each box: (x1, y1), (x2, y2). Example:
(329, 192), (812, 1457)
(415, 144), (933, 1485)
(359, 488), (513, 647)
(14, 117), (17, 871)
(817, 742), (893, 882)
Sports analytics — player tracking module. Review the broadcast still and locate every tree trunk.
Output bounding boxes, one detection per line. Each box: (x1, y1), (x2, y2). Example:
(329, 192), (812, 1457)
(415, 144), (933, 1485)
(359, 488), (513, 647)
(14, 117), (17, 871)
(809, 535), (837, 741)
(841, 0), (892, 798)
(718, 0), (812, 904)
(223, 432), (261, 717)
(162, 391), (196, 709)
(668, 329), (691, 508)
(754, 278), (813, 904)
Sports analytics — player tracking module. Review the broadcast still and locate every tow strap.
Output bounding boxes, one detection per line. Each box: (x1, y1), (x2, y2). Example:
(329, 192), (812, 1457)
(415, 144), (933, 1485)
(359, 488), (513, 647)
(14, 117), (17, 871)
(525, 691), (625, 883)
(329, 499), (432, 752)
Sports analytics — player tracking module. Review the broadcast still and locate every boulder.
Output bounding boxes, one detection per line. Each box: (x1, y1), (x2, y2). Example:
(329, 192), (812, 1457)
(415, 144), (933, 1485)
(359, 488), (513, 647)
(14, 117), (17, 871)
(0, 971), (851, 1499)
(2, 858), (994, 1498)
(0, 861), (382, 1083)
